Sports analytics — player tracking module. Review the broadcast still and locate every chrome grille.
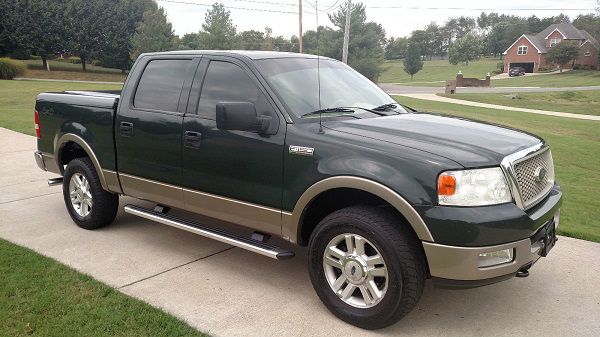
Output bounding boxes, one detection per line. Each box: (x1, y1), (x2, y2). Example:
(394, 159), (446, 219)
(512, 148), (554, 209)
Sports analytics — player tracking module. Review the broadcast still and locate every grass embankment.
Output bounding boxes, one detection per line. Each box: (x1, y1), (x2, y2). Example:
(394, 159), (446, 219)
(380, 58), (500, 84)
(394, 95), (600, 243)
(23, 59), (127, 82)
(441, 90), (600, 116)
(0, 80), (122, 135)
(492, 70), (600, 87)
(0, 238), (206, 337)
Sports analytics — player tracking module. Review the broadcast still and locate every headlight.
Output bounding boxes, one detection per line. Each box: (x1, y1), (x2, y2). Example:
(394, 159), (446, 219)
(438, 167), (512, 206)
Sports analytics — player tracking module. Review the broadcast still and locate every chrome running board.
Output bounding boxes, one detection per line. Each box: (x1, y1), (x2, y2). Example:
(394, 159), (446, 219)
(124, 204), (295, 260)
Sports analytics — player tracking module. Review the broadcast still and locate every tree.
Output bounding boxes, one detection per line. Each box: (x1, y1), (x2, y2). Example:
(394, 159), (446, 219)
(262, 27), (274, 51)
(201, 3), (238, 50)
(131, 7), (175, 60)
(98, 0), (156, 72)
(546, 42), (580, 72)
(327, 2), (386, 80)
(403, 43), (423, 80)
(448, 34), (482, 66)
(385, 37), (408, 60)
(573, 14), (600, 47)
(238, 30), (264, 50)
(25, 0), (65, 70)
(66, 0), (108, 71)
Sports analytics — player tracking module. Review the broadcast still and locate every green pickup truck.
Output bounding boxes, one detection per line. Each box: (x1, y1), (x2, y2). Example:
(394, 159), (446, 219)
(34, 51), (562, 329)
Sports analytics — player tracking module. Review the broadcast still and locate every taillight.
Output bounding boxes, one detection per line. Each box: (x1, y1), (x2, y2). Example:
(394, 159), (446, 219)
(34, 110), (41, 139)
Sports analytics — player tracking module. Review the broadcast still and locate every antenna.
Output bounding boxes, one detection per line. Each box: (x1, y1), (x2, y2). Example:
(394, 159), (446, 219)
(315, 0), (323, 133)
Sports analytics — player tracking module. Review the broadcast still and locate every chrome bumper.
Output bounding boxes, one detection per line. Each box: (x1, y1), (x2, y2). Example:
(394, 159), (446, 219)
(423, 210), (559, 283)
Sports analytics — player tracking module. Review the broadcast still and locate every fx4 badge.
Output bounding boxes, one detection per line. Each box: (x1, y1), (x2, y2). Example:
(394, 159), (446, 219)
(289, 145), (314, 156)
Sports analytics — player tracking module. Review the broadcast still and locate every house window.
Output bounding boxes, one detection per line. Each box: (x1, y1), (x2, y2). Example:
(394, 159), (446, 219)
(585, 49), (591, 57)
(517, 46), (528, 55)
(550, 38), (560, 47)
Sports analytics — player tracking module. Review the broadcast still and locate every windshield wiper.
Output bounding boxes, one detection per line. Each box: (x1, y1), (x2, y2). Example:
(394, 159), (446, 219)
(372, 103), (398, 111)
(301, 107), (356, 118)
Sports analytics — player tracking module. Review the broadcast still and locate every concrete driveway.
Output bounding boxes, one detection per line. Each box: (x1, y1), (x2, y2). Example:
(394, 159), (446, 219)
(1, 127), (599, 337)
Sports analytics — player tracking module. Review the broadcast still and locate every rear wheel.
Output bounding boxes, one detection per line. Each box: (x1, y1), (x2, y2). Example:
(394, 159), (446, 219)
(63, 158), (118, 229)
(308, 206), (426, 329)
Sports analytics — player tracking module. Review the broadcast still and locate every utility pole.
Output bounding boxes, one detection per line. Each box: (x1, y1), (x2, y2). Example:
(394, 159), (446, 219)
(298, 0), (303, 53)
(342, 0), (351, 63)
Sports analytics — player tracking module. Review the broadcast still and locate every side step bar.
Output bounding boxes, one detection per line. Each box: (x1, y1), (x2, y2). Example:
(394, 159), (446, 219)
(124, 204), (295, 260)
(48, 177), (63, 186)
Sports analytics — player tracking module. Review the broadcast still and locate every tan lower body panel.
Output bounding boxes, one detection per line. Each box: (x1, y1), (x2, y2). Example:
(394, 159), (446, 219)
(118, 173), (282, 236)
(183, 189), (282, 236)
(102, 169), (122, 194)
(423, 239), (541, 281)
(119, 173), (184, 209)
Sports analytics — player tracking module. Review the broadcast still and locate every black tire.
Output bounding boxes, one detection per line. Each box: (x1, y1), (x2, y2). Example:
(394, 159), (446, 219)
(308, 206), (426, 330)
(62, 157), (118, 230)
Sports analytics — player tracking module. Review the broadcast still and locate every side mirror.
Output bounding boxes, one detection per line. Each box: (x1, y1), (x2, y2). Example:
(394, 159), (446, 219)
(216, 102), (272, 134)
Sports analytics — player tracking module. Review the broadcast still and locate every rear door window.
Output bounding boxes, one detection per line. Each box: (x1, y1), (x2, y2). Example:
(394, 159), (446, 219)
(134, 59), (192, 112)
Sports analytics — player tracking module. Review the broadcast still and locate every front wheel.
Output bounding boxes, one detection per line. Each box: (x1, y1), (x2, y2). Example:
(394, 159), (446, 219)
(63, 157), (118, 229)
(308, 206), (426, 329)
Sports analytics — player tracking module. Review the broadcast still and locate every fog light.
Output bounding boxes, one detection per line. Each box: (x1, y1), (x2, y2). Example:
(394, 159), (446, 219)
(478, 249), (514, 267)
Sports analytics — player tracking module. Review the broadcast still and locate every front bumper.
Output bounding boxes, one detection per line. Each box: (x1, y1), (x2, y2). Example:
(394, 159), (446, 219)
(423, 210), (560, 288)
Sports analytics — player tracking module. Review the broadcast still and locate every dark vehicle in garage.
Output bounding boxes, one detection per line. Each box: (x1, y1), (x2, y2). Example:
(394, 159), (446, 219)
(33, 51), (562, 329)
(509, 66), (526, 76)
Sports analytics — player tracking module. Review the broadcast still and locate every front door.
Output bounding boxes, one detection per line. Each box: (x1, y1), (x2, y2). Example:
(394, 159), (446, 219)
(116, 56), (199, 207)
(181, 56), (286, 235)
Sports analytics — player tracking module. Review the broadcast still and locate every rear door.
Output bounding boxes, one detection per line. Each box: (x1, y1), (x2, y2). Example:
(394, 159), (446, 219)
(181, 56), (286, 235)
(116, 56), (200, 207)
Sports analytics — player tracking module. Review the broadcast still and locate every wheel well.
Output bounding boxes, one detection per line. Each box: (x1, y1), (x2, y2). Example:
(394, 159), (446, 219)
(298, 188), (417, 246)
(59, 141), (89, 167)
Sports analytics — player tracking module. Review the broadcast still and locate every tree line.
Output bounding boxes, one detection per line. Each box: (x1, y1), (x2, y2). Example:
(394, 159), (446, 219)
(386, 12), (600, 66)
(1, 1), (598, 80)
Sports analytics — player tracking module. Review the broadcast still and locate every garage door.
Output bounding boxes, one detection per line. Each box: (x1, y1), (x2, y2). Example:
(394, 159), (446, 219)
(509, 62), (534, 73)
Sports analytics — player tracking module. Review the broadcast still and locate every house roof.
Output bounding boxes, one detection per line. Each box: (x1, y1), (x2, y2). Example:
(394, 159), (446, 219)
(502, 34), (546, 55)
(537, 23), (586, 41)
(579, 30), (600, 49)
(503, 23), (600, 54)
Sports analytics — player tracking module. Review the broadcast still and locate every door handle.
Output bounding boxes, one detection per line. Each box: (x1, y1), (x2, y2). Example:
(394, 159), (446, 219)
(184, 131), (202, 149)
(120, 122), (133, 137)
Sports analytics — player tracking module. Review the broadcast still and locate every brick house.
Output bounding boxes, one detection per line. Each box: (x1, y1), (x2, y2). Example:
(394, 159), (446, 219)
(503, 23), (599, 73)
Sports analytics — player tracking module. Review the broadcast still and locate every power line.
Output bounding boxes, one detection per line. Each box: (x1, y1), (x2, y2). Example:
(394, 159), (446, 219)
(157, 0), (300, 14)
(366, 6), (594, 11)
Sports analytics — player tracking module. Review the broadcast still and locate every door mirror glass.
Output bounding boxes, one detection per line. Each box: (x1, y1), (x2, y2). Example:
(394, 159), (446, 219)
(216, 102), (272, 134)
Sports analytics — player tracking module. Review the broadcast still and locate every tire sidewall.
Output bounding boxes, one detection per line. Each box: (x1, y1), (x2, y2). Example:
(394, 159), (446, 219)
(62, 159), (100, 228)
(308, 213), (407, 326)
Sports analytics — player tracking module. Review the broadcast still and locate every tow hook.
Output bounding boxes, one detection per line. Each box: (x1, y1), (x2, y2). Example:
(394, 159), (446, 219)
(516, 262), (533, 278)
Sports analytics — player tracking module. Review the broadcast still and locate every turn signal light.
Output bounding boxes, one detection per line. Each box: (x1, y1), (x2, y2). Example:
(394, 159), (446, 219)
(437, 174), (456, 196)
(34, 110), (41, 139)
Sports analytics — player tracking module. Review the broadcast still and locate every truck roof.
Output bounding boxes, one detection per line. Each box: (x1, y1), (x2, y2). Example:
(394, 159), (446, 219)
(139, 50), (333, 61)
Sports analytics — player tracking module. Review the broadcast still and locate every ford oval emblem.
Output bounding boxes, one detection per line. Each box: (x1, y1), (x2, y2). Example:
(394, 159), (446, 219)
(534, 166), (547, 182)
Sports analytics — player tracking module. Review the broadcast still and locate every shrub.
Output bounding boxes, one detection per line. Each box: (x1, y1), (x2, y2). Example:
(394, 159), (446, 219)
(491, 69), (503, 75)
(0, 58), (26, 80)
(496, 61), (504, 71)
(91, 59), (102, 66)
(573, 64), (594, 70)
(68, 56), (81, 64)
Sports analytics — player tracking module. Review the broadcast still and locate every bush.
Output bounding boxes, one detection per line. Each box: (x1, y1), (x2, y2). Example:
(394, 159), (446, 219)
(538, 66), (557, 73)
(91, 59), (102, 66)
(573, 64), (594, 70)
(0, 58), (26, 79)
(491, 69), (503, 75)
(496, 62), (504, 71)
(68, 56), (81, 64)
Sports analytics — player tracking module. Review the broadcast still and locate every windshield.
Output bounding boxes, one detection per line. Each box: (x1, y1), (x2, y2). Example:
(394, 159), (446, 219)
(255, 58), (405, 118)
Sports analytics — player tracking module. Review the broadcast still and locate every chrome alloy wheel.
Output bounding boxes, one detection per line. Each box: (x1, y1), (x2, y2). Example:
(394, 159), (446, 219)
(69, 173), (92, 217)
(323, 233), (389, 308)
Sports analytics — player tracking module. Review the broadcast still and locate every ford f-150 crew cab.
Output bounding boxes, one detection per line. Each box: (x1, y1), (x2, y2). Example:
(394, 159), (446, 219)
(34, 51), (562, 329)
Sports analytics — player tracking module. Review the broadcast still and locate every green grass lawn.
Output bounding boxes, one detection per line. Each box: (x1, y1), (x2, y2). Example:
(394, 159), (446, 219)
(0, 238), (206, 337)
(441, 90), (600, 116)
(380, 58), (500, 84)
(0, 80), (122, 135)
(10, 59), (128, 82)
(492, 70), (600, 87)
(394, 95), (600, 243)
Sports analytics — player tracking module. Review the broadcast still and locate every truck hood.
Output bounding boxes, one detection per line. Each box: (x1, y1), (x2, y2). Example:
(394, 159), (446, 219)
(324, 113), (543, 167)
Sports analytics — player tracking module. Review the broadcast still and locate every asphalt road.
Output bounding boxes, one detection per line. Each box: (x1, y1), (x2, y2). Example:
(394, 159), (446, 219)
(380, 83), (600, 95)
(1, 127), (599, 337)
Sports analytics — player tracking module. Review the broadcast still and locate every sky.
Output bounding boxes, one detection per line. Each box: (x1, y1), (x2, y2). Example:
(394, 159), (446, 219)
(158, 0), (598, 39)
